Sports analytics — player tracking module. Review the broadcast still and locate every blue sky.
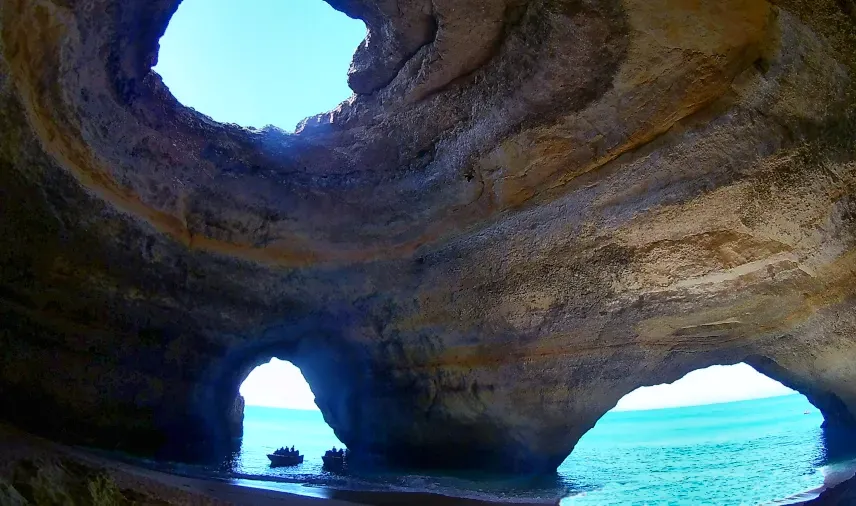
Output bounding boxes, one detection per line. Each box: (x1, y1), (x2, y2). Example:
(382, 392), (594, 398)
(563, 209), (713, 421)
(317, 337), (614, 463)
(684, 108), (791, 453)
(154, 0), (365, 130)
(157, 1), (795, 412)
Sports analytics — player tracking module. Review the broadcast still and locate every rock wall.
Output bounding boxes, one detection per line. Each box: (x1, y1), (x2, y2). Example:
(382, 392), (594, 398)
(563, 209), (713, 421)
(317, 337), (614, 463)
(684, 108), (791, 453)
(0, 0), (854, 473)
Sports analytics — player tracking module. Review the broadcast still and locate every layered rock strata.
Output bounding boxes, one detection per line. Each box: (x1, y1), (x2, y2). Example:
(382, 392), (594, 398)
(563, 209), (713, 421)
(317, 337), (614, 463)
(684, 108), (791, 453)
(0, 0), (855, 473)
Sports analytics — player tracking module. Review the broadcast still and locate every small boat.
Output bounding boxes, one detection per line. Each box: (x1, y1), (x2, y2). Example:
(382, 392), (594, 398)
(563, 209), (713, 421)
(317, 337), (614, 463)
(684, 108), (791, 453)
(322, 449), (347, 471)
(267, 447), (304, 467)
(804, 410), (811, 415)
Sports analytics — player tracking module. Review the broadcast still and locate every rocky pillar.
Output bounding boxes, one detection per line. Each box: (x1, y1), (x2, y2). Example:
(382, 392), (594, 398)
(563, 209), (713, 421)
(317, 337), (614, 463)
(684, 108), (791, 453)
(228, 395), (245, 438)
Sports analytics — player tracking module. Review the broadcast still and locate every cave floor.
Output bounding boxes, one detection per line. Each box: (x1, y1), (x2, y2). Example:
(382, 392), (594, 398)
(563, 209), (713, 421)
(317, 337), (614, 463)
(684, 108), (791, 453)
(0, 425), (542, 505)
(0, 423), (357, 505)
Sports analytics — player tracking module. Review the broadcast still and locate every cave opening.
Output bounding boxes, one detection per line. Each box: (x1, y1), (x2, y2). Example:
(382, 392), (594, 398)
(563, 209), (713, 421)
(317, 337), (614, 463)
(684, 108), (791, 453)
(153, 0), (366, 130)
(230, 358), (343, 475)
(557, 363), (855, 505)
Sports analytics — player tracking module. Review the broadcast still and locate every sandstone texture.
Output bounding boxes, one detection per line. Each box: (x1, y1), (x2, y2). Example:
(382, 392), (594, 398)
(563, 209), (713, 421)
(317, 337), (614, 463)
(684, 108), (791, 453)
(0, 0), (855, 474)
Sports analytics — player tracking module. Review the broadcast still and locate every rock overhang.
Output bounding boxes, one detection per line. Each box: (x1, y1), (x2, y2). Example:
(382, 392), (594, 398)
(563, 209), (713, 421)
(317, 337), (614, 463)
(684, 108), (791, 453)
(0, 0), (854, 474)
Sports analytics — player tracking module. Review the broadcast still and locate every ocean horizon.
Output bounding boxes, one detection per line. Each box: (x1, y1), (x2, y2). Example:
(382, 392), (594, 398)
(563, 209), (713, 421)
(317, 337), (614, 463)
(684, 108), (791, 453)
(151, 393), (851, 505)
(247, 391), (805, 415)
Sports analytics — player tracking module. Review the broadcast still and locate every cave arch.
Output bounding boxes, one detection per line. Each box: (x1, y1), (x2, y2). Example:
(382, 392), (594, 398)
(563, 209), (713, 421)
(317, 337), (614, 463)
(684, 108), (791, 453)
(182, 319), (856, 475)
(226, 358), (346, 474)
(180, 316), (371, 465)
(559, 363), (831, 504)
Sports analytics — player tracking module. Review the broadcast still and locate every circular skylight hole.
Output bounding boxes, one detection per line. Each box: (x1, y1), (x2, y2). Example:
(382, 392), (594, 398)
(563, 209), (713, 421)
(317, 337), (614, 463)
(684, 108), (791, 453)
(154, 0), (366, 130)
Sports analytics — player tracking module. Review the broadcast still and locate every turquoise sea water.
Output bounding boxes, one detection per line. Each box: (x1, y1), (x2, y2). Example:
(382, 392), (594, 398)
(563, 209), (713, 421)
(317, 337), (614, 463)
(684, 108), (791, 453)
(217, 394), (854, 505)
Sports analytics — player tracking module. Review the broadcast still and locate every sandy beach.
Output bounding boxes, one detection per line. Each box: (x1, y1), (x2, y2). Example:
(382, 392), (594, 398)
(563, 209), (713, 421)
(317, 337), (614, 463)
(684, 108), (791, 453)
(0, 425), (550, 505)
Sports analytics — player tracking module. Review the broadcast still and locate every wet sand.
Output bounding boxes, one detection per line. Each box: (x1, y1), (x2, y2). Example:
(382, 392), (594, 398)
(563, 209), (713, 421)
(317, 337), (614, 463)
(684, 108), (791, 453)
(0, 425), (550, 505)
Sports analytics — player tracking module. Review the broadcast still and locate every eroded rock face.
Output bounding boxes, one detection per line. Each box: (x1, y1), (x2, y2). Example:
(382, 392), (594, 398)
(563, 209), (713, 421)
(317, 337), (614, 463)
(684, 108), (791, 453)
(0, 0), (855, 473)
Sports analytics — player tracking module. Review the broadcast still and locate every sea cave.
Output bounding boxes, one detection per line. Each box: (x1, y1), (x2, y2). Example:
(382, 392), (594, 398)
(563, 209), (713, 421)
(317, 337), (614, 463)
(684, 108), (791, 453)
(1, 0), (855, 503)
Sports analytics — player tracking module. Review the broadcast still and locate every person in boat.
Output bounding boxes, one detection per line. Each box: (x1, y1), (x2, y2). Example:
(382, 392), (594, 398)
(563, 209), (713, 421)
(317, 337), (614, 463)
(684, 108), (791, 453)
(274, 446), (298, 457)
